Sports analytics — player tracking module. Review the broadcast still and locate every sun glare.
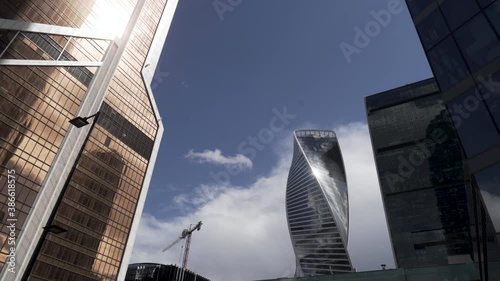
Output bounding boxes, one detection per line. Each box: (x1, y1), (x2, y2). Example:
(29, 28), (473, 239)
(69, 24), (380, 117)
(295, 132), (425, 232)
(87, 2), (129, 39)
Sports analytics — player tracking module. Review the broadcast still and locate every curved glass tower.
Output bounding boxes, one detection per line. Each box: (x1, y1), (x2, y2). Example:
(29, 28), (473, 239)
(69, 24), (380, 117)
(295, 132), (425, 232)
(286, 130), (353, 276)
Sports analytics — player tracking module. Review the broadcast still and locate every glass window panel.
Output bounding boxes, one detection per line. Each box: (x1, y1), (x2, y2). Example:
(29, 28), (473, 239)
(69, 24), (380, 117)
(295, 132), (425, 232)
(365, 79), (440, 111)
(455, 14), (500, 72)
(416, 7), (450, 50)
(368, 94), (450, 149)
(376, 140), (463, 194)
(385, 185), (474, 268)
(447, 87), (500, 157)
(474, 163), (500, 232)
(479, 71), (500, 128)
(485, 1), (500, 34)
(439, 0), (480, 31)
(406, 0), (435, 17)
(477, 0), (496, 8)
(428, 36), (470, 91)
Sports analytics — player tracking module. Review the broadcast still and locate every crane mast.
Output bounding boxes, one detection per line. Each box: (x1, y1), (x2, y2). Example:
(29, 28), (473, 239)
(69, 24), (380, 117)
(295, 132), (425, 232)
(182, 232), (192, 269)
(162, 221), (202, 269)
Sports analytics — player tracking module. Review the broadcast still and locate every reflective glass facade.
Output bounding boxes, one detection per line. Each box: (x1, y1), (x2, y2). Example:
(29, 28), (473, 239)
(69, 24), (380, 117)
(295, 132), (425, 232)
(0, 0), (174, 280)
(125, 263), (211, 281)
(256, 263), (484, 281)
(405, 1), (500, 279)
(286, 130), (353, 277)
(366, 79), (479, 268)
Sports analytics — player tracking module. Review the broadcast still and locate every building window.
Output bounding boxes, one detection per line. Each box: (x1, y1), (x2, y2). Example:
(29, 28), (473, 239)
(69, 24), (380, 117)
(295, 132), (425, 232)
(406, 0), (435, 18)
(478, 70), (500, 127)
(447, 87), (500, 157)
(428, 36), (470, 91)
(439, 0), (480, 31)
(474, 163), (500, 233)
(485, 1), (500, 34)
(454, 13), (500, 72)
(477, 0), (497, 9)
(416, 7), (450, 50)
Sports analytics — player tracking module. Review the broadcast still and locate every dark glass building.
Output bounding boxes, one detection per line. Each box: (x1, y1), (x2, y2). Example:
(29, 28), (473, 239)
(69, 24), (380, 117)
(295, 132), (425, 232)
(404, 1), (500, 279)
(0, 0), (178, 280)
(255, 263), (480, 281)
(125, 263), (211, 281)
(286, 130), (353, 277)
(366, 78), (480, 268)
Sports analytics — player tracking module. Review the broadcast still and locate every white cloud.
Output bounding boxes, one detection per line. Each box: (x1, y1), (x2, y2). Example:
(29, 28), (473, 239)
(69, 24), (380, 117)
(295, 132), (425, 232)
(132, 157), (295, 281)
(132, 122), (394, 280)
(185, 149), (253, 170)
(335, 122), (395, 271)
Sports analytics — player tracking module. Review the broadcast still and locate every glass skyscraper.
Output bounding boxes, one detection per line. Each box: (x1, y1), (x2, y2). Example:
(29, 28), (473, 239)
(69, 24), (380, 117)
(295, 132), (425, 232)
(365, 78), (483, 269)
(0, 0), (178, 280)
(286, 130), (353, 277)
(404, 1), (500, 279)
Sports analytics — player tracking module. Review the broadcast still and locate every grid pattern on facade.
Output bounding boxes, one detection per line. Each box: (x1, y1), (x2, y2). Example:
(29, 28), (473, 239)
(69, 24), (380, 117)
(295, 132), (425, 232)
(1, 0), (118, 272)
(405, 1), (500, 279)
(0, 0), (112, 66)
(98, 102), (154, 160)
(23, 0), (168, 279)
(406, 0), (500, 160)
(366, 79), (480, 268)
(286, 131), (352, 277)
(0, 0), (167, 279)
(102, 0), (161, 141)
(0, 63), (93, 270)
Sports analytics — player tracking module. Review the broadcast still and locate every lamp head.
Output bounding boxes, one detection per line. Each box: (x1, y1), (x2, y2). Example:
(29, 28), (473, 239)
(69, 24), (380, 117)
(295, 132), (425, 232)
(69, 116), (89, 128)
(44, 225), (67, 234)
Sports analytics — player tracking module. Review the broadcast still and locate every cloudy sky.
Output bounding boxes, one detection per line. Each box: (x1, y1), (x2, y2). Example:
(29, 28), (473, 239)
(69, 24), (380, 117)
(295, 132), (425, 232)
(131, 0), (433, 280)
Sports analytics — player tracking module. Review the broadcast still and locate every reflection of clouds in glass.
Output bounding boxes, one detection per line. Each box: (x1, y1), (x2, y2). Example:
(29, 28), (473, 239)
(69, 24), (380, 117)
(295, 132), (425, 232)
(289, 131), (353, 275)
(321, 142), (331, 151)
(300, 138), (349, 240)
(481, 190), (500, 232)
(311, 167), (322, 179)
(315, 164), (347, 224)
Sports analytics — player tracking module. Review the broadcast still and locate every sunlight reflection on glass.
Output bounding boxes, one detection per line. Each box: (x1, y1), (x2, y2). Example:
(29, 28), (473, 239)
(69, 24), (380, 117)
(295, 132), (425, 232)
(87, 2), (130, 38)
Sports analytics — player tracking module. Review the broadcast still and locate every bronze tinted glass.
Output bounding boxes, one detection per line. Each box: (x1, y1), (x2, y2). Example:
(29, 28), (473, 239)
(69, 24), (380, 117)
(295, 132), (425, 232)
(0, 0), (166, 279)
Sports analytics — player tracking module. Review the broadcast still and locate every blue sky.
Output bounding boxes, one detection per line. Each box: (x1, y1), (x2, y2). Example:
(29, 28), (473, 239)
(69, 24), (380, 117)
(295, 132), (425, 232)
(132, 0), (433, 280)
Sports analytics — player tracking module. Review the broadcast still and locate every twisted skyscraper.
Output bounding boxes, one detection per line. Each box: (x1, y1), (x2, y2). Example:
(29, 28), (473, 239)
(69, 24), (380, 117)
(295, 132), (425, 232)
(286, 130), (353, 277)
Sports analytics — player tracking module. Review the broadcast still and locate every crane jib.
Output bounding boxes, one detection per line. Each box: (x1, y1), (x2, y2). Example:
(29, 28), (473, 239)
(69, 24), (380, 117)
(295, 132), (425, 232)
(161, 221), (202, 269)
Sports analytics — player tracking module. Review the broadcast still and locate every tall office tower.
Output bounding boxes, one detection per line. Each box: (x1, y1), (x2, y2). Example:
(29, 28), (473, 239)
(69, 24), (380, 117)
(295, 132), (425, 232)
(365, 78), (488, 269)
(404, 1), (500, 279)
(0, 0), (178, 280)
(286, 130), (353, 277)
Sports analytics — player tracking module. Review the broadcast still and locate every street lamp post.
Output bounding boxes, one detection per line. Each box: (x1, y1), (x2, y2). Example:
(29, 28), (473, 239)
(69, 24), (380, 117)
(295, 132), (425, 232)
(21, 112), (100, 281)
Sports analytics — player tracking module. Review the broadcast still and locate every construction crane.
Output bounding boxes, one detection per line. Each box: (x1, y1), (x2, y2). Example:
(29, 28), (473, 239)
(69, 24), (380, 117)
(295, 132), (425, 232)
(162, 221), (202, 269)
